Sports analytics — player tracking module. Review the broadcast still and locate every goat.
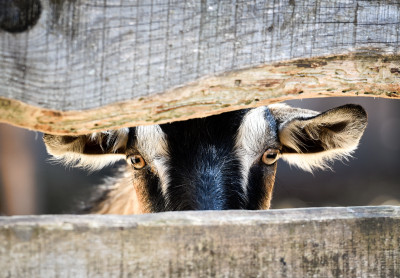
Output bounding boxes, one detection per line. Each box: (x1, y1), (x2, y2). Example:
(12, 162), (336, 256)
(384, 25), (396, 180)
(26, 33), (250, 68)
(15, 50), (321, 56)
(44, 103), (367, 214)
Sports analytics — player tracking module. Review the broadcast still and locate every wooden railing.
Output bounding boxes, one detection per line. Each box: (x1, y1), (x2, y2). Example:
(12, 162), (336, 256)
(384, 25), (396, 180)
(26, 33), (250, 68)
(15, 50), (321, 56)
(1, 207), (399, 277)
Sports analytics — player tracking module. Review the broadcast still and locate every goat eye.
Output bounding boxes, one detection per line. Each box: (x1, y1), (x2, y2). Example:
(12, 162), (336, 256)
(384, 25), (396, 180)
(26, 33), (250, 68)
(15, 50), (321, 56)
(128, 154), (146, 169)
(262, 149), (280, 165)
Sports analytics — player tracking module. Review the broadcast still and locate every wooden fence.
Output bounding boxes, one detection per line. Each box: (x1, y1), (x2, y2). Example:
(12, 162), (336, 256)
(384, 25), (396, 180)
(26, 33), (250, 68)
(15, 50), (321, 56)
(0, 1), (399, 277)
(1, 207), (399, 277)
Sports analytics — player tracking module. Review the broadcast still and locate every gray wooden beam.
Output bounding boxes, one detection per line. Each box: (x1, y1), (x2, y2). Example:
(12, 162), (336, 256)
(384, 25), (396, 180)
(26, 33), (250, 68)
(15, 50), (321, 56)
(0, 1), (400, 134)
(1, 206), (399, 277)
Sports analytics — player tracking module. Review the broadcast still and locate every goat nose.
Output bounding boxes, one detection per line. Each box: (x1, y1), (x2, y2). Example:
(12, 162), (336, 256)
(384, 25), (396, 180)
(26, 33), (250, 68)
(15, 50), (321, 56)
(194, 168), (224, 210)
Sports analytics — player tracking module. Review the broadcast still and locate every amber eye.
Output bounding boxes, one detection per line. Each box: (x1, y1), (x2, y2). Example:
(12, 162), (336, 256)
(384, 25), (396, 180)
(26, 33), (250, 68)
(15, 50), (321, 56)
(262, 149), (280, 165)
(128, 154), (146, 169)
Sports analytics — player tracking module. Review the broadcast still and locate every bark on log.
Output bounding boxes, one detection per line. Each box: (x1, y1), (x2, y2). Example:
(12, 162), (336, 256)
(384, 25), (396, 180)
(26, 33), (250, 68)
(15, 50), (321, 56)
(0, 206), (399, 277)
(0, 1), (400, 134)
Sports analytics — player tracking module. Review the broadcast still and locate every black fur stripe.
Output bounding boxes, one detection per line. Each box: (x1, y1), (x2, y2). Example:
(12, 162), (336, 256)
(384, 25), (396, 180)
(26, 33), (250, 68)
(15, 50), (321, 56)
(160, 110), (248, 211)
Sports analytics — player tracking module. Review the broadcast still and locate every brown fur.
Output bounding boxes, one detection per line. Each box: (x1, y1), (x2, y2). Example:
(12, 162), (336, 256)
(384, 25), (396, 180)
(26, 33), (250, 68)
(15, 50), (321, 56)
(260, 166), (277, 210)
(90, 170), (150, 214)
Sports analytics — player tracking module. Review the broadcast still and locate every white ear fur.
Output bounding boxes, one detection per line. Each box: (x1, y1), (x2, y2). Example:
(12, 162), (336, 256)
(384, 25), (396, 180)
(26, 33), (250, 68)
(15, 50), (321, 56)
(281, 148), (355, 172)
(49, 153), (126, 171)
(277, 104), (367, 172)
(45, 128), (129, 171)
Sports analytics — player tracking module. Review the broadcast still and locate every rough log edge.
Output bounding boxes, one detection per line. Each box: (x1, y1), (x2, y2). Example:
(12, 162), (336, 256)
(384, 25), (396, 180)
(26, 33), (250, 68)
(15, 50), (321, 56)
(1, 206), (399, 226)
(0, 53), (399, 135)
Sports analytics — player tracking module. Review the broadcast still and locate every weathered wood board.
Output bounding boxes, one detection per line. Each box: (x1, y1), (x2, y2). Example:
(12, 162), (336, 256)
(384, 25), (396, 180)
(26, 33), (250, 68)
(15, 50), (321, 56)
(0, 206), (399, 277)
(1, 0), (400, 134)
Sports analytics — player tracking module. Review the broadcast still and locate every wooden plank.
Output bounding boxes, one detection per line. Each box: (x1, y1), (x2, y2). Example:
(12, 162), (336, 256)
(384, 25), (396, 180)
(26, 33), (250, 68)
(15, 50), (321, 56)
(0, 206), (399, 277)
(1, 54), (399, 135)
(1, 1), (400, 134)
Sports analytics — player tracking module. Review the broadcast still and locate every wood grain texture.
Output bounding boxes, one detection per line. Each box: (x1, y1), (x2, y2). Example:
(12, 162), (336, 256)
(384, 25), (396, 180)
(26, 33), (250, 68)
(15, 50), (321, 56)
(0, 206), (399, 277)
(1, 54), (399, 134)
(1, 0), (400, 133)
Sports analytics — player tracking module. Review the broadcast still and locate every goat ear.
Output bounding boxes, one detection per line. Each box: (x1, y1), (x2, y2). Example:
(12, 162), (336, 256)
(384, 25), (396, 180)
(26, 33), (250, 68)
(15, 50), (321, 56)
(43, 128), (130, 170)
(276, 104), (367, 172)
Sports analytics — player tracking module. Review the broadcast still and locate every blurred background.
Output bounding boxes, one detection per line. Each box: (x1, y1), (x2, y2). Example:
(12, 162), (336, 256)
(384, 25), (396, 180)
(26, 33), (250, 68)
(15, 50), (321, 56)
(0, 97), (399, 215)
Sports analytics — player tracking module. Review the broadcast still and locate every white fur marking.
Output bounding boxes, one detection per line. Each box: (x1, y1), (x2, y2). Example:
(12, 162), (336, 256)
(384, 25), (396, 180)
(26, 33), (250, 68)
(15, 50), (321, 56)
(235, 107), (273, 197)
(50, 152), (126, 171)
(135, 125), (171, 202)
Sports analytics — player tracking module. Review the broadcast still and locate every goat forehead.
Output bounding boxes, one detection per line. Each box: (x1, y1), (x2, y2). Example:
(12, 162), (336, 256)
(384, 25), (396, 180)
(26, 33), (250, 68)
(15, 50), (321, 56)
(161, 110), (245, 143)
(133, 107), (278, 157)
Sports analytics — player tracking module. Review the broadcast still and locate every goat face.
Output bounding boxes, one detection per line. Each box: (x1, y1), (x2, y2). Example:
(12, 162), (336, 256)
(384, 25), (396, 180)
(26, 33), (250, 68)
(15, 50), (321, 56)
(44, 104), (367, 214)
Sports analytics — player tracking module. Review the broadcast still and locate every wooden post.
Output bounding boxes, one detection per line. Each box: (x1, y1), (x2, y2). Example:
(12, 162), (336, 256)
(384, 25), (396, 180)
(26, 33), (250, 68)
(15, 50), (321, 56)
(0, 207), (399, 277)
(0, 0), (399, 134)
